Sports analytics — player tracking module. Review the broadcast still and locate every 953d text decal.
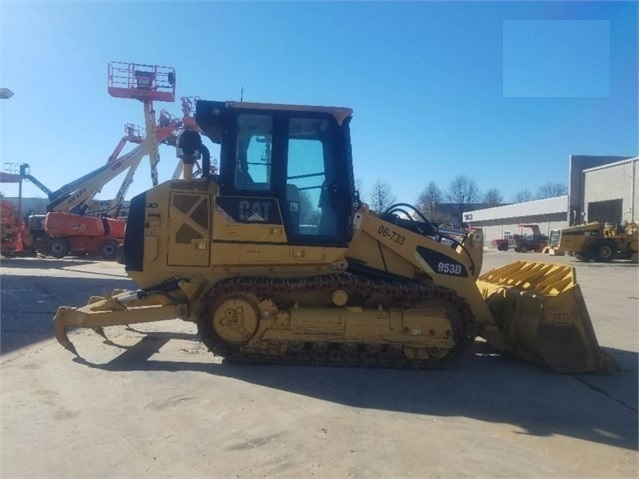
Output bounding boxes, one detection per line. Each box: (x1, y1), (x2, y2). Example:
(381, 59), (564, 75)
(416, 245), (468, 278)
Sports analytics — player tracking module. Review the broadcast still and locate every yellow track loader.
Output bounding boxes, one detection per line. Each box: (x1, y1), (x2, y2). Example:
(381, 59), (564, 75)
(54, 100), (618, 373)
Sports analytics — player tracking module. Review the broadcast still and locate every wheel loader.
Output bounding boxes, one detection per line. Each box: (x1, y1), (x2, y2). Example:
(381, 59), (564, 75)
(557, 221), (638, 262)
(53, 100), (618, 374)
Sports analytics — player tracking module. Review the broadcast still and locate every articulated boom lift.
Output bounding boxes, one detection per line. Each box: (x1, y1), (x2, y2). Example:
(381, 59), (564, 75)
(39, 62), (181, 258)
(7, 63), (188, 259)
(108, 61), (177, 187)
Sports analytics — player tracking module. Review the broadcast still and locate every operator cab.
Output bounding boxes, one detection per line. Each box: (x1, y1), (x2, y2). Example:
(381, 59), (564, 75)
(196, 100), (356, 246)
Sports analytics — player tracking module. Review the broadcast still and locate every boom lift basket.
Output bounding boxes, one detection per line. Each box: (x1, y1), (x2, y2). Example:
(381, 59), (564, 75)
(108, 61), (176, 102)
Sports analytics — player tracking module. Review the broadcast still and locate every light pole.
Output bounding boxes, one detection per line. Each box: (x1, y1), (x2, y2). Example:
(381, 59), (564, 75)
(1, 88), (19, 214)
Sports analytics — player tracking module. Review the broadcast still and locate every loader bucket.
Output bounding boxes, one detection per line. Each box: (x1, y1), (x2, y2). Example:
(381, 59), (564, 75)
(476, 261), (618, 374)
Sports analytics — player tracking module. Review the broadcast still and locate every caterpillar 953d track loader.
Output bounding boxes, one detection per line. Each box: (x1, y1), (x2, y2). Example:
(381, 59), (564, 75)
(54, 100), (617, 374)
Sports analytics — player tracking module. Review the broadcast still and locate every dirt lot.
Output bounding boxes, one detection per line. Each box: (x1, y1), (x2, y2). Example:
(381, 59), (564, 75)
(1, 251), (637, 478)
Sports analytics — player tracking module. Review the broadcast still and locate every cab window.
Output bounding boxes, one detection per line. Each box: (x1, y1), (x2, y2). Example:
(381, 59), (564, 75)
(234, 114), (272, 190)
(285, 117), (338, 238)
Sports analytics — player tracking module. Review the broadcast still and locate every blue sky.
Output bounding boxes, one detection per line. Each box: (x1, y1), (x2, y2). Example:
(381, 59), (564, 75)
(1, 1), (637, 206)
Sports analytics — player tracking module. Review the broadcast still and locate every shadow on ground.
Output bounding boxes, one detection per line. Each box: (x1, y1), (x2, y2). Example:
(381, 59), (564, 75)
(0, 257), (102, 269)
(75, 329), (639, 453)
(1, 273), (133, 354)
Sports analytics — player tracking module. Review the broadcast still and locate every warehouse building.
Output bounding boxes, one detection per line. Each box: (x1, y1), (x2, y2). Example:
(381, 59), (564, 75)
(581, 157), (638, 226)
(464, 155), (638, 245)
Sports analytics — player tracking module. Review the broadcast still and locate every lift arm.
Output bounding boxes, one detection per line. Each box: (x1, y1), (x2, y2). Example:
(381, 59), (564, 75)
(46, 113), (180, 215)
(18, 164), (53, 197)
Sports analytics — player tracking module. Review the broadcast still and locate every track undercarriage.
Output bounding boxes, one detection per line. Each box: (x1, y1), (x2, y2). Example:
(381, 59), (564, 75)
(197, 273), (477, 369)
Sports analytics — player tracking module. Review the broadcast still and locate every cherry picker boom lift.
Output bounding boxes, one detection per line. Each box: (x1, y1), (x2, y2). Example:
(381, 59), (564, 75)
(22, 63), (183, 258)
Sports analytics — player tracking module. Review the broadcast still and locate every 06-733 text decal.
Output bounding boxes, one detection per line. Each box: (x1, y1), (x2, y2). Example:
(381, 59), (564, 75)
(377, 225), (406, 245)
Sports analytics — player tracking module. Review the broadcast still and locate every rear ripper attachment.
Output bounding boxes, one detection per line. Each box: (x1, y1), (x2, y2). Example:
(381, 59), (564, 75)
(53, 277), (201, 356)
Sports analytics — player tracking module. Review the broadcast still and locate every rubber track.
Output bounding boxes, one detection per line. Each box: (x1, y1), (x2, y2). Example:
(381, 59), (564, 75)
(197, 273), (477, 370)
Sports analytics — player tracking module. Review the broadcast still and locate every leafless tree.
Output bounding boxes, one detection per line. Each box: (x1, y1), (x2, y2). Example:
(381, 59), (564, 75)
(298, 190), (320, 225)
(354, 178), (364, 204)
(483, 187), (503, 205)
(416, 181), (451, 224)
(368, 180), (396, 214)
(536, 182), (568, 199)
(446, 175), (481, 225)
(513, 190), (534, 203)
(417, 182), (443, 214)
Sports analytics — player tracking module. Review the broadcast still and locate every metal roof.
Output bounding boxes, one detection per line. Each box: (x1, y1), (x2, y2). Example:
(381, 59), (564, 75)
(583, 156), (638, 173)
(463, 196), (567, 222)
(0, 172), (22, 183)
(225, 101), (353, 125)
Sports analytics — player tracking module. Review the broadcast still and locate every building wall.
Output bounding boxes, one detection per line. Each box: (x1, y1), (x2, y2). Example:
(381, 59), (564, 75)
(583, 157), (638, 224)
(461, 155), (638, 247)
(463, 196), (568, 245)
(569, 155), (633, 225)
(469, 214), (567, 245)
(463, 196), (567, 223)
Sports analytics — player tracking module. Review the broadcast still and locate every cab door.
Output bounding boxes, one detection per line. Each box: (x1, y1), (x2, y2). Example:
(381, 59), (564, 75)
(215, 109), (350, 249)
(167, 191), (211, 266)
(284, 116), (347, 246)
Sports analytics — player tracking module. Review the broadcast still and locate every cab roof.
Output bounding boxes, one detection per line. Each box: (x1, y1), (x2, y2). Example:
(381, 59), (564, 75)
(223, 101), (353, 125)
